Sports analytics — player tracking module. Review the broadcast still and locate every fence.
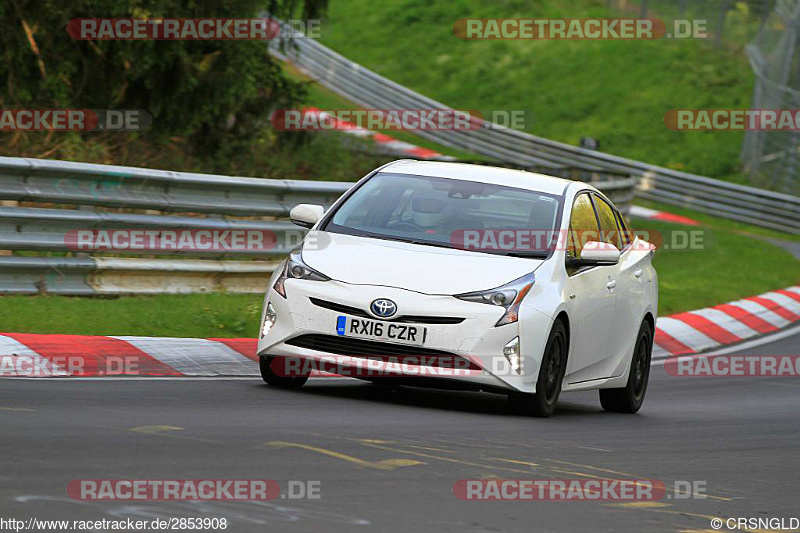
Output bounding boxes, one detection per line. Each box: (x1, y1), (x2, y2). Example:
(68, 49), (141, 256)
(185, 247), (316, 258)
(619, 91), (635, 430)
(608, 0), (775, 45)
(0, 156), (636, 295)
(269, 27), (800, 233)
(743, 0), (800, 194)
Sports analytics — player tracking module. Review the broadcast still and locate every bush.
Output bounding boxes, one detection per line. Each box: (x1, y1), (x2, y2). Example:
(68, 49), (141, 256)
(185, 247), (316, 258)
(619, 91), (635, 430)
(0, 0), (327, 156)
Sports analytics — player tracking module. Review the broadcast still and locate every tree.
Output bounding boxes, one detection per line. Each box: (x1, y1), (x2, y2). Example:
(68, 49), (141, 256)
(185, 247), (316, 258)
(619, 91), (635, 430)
(1, 0), (328, 154)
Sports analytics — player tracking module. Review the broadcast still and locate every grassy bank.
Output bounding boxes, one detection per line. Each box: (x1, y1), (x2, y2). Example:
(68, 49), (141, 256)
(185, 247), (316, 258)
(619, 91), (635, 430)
(318, 0), (754, 182)
(288, 65), (488, 162)
(0, 128), (389, 181)
(634, 198), (800, 242)
(643, 220), (798, 315)
(0, 293), (264, 339)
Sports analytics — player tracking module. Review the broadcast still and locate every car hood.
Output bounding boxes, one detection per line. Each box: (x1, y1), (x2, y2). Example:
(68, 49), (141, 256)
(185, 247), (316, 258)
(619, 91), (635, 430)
(300, 231), (544, 295)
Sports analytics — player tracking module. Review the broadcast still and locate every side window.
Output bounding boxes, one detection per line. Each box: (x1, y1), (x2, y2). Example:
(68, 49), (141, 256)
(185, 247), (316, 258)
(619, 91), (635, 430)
(566, 193), (600, 260)
(615, 209), (633, 247)
(593, 195), (623, 250)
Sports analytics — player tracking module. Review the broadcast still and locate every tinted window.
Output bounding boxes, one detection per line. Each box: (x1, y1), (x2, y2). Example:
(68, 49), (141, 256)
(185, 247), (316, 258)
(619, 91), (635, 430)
(325, 172), (562, 255)
(593, 195), (623, 249)
(567, 193), (600, 259)
(615, 209), (633, 247)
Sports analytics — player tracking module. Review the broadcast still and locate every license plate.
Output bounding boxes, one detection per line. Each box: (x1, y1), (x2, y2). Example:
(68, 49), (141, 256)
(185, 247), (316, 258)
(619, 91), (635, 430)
(336, 315), (427, 346)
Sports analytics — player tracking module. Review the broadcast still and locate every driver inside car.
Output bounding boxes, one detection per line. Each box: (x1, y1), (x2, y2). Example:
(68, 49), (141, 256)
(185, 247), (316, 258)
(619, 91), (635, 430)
(409, 195), (448, 233)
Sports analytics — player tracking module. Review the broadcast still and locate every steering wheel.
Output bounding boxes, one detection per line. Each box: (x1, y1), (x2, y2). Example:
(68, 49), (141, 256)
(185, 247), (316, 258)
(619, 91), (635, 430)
(389, 221), (424, 232)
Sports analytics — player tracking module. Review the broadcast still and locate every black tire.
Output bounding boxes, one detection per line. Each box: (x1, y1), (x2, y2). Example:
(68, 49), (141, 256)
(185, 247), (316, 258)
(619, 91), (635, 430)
(599, 321), (653, 413)
(509, 320), (568, 418)
(259, 356), (309, 388)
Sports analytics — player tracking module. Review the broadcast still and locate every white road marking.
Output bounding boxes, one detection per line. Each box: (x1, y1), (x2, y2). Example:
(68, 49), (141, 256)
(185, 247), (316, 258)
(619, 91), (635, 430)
(628, 206), (661, 218)
(723, 299), (790, 328)
(655, 317), (719, 353)
(758, 291), (800, 315)
(687, 308), (759, 340)
(0, 336), (67, 377)
(112, 337), (257, 376)
(651, 323), (800, 367)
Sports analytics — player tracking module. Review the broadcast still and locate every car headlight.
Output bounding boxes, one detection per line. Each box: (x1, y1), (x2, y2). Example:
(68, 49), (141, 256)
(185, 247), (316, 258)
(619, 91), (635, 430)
(273, 246), (330, 298)
(454, 273), (535, 327)
(262, 302), (277, 337)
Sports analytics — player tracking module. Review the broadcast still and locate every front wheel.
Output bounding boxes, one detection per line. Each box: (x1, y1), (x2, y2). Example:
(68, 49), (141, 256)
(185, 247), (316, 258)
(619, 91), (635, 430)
(509, 320), (568, 418)
(599, 321), (652, 413)
(259, 356), (309, 388)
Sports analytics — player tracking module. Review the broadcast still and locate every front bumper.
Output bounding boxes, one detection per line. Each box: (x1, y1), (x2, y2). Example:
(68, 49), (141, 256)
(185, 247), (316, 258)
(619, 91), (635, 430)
(257, 278), (554, 393)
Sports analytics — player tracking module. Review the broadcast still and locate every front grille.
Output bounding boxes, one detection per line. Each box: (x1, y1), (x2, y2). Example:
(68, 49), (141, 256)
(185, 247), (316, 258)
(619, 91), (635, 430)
(309, 298), (370, 318)
(285, 334), (480, 370)
(396, 315), (465, 325)
(309, 297), (465, 325)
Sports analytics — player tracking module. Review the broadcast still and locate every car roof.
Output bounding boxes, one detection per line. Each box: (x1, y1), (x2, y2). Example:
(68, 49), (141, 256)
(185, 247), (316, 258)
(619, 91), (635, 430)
(381, 160), (584, 196)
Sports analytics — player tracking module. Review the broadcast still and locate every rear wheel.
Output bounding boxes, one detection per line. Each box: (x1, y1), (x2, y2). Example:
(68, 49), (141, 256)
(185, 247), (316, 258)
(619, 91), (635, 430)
(259, 356), (309, 388)
(599, 321), (652, 413)
(509, 320), (567, 418)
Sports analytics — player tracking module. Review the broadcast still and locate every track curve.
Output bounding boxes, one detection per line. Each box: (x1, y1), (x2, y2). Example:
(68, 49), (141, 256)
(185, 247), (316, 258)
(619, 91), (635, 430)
(1, 327), (798, 532)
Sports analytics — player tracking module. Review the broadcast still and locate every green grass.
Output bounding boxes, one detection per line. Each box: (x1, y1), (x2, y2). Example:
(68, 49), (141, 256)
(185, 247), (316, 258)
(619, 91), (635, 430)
(0, 293), (263, 338)
(1, 220), (795, 337)
(287, 64), (492, 162)
(634, 198), (800, 242)
(0, 123), (389, 182)
(317, 0), (755, 182)
(632, 220), (798, 315)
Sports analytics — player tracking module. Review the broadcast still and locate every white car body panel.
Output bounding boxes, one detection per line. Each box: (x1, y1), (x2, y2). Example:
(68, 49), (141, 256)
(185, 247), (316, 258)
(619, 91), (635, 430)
(302, 231), (544, 295)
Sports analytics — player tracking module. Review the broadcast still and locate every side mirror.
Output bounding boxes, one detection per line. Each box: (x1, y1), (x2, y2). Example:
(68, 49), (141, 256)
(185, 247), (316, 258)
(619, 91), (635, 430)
(289, 204), (325, 229)
(580, 241), (620, 264)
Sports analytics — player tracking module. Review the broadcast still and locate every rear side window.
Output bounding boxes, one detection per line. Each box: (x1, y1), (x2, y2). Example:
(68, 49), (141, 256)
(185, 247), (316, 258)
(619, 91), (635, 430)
(615, 209), (633, 247)
(566, 193), (600, 259)
(593, 195), (623, 250)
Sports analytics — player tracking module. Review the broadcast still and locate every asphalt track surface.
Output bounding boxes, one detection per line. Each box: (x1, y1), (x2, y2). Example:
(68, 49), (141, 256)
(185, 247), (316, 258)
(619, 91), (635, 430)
(1, 327), (798, 533)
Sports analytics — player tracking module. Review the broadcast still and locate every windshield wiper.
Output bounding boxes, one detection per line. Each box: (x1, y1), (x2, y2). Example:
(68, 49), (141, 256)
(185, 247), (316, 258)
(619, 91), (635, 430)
(355, 232), (453, 249)
(400, 239), (454, 249)
(496, 251), (550, 258)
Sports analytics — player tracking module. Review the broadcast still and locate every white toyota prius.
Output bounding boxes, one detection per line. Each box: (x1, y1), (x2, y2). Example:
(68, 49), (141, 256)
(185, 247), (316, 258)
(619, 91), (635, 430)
(257, 160), (658, 417)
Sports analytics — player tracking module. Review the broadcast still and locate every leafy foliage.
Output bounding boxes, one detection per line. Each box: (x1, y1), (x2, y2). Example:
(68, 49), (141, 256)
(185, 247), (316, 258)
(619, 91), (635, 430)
(1, 0), (327, 155)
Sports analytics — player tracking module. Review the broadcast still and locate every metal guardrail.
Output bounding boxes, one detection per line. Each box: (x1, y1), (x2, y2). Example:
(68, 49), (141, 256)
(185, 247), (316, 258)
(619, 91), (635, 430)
(0, 156), (350, 294)
(0, 256), (278, 295)
(0, 156), (349, 216)
(271, 32), (800, 234)
(0, 207), (303, 258)
(0, 156), (636, 294)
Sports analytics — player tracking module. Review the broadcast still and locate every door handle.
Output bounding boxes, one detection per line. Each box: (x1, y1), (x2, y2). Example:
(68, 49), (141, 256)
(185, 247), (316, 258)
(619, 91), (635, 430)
(606, 280), (617, 289)
(634, 268), (643, 278)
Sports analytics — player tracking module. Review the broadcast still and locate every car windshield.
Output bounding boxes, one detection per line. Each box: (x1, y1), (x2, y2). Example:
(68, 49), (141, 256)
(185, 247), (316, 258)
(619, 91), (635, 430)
(323, 172), (562, 256)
